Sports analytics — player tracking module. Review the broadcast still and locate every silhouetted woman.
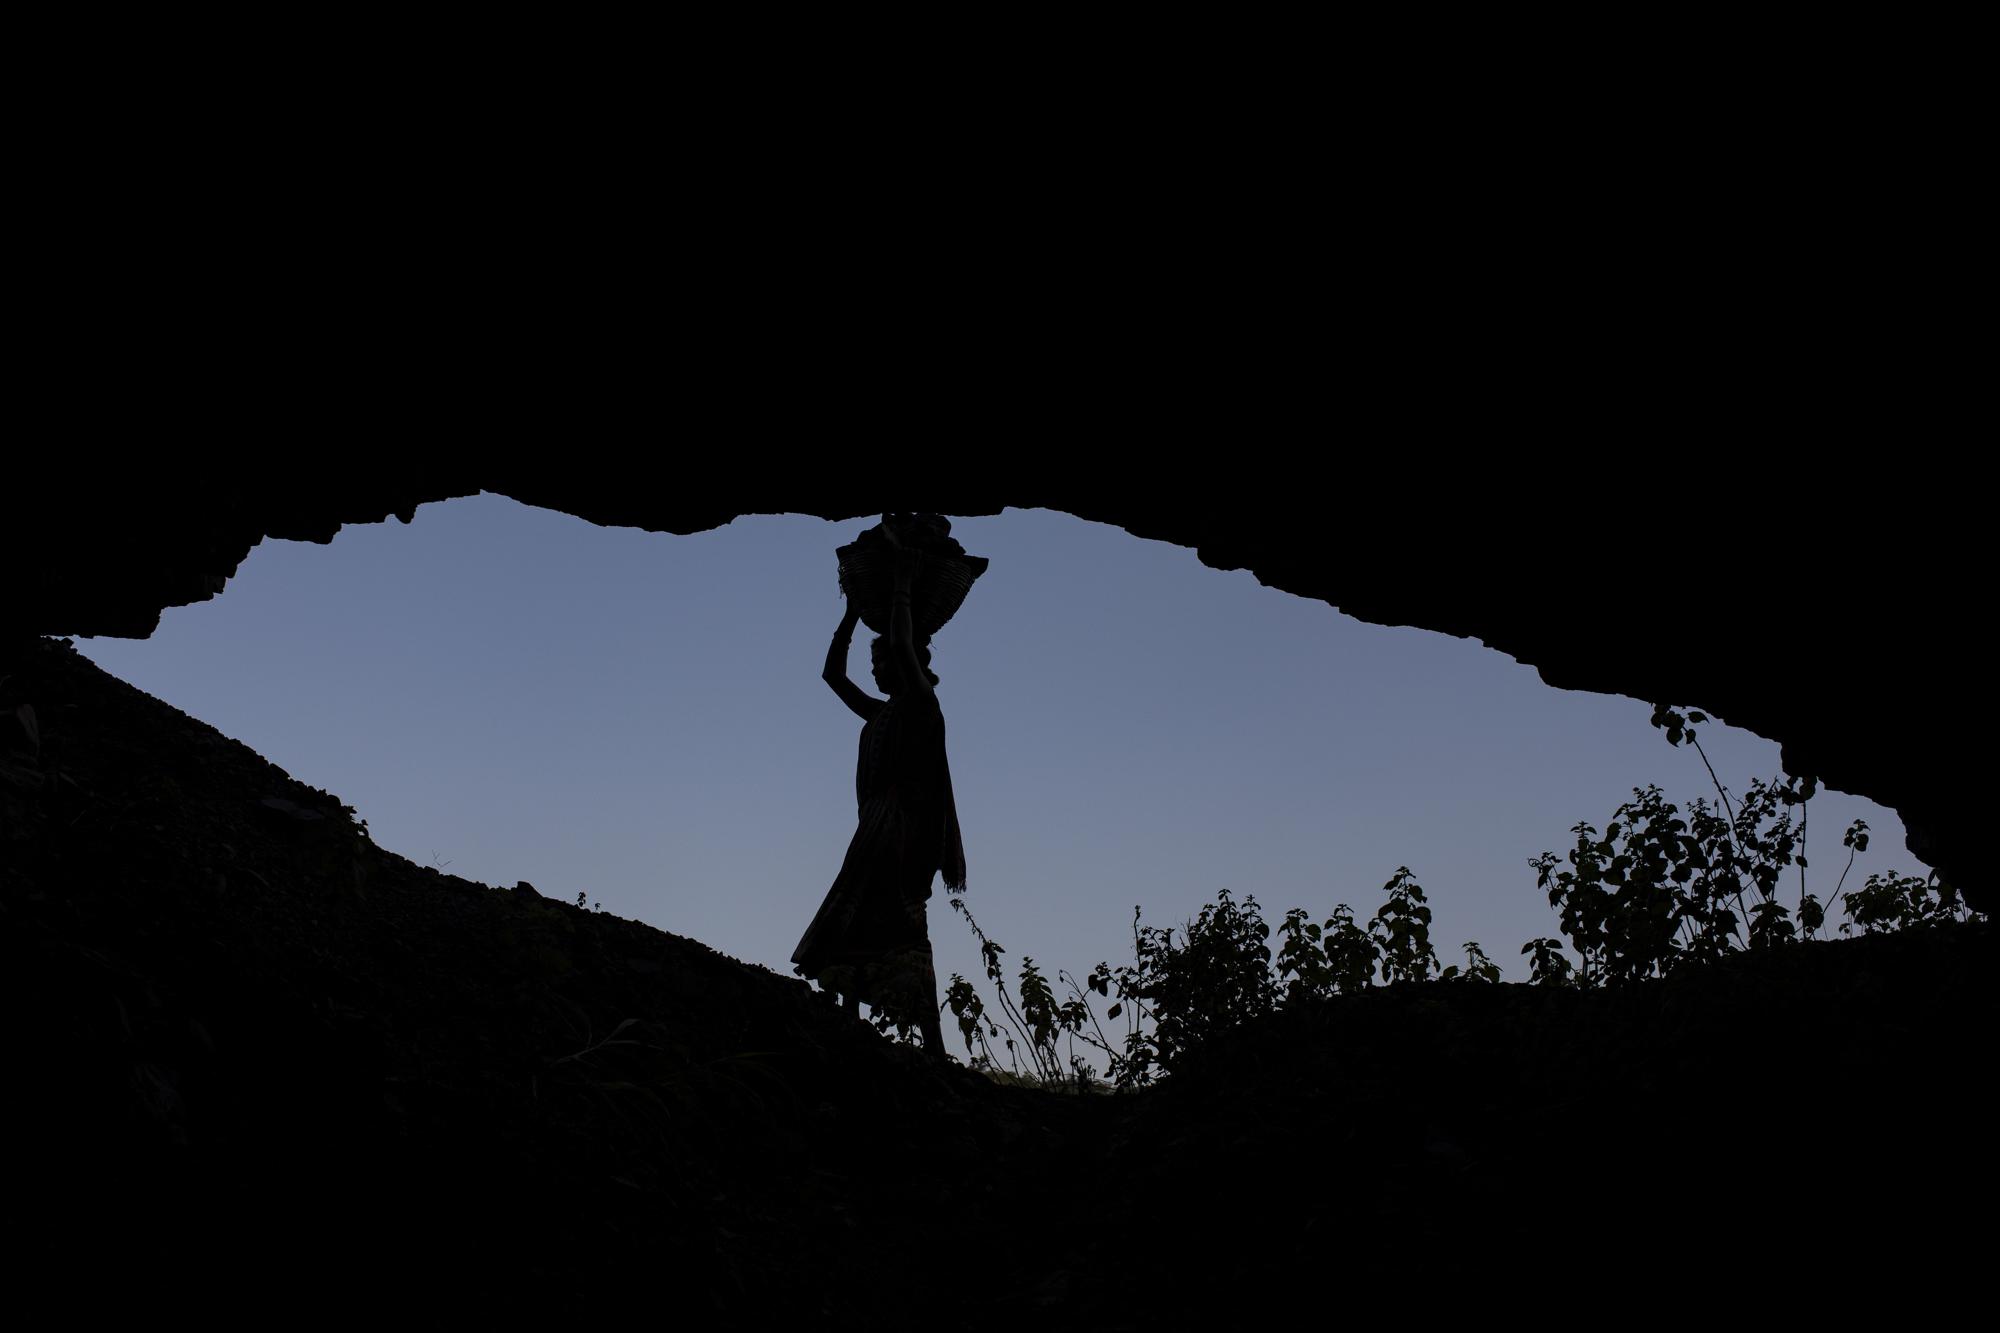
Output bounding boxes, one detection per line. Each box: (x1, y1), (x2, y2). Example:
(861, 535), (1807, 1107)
(792, 536), (964, 1062)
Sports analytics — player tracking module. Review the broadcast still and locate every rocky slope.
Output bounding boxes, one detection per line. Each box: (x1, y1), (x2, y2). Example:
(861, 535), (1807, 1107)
(3, 638), (1989, 1322)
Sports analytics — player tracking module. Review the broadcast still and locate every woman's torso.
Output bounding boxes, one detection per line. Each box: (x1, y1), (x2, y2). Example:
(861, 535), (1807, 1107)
(858, 694), (945, 809)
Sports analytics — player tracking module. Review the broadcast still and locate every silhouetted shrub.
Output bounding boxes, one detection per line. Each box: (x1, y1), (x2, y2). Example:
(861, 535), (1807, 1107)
(948, 870), (1478, 1089)
(939, 703), (1985, 1087)
(1523, 704), (1983, 986)
(1843, 869), (1967, 934)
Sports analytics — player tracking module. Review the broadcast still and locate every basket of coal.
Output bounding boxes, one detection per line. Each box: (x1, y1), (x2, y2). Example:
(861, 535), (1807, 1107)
(836, 513), (989, 639)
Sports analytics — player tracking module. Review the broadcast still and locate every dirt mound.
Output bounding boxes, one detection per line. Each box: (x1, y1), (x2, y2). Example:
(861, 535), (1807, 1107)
(3, 637), (1989, 1321)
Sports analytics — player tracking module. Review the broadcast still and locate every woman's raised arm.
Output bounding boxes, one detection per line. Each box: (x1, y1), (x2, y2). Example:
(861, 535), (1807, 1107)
(884, 532), (935, 701)
(822, 602), (883, 721)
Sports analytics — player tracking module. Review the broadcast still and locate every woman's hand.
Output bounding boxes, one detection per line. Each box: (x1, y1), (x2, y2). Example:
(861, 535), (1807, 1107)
(829, 604), (860, 650)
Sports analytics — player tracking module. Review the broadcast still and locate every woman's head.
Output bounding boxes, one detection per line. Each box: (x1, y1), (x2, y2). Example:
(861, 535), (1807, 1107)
(870, 636), (940, 692)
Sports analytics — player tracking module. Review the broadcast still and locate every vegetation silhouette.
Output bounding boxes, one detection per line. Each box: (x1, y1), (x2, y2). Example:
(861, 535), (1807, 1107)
(940, 701), (1986, 1089)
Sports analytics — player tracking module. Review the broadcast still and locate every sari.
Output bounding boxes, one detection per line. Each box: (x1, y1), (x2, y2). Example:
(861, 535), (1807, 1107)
(792, 688), (966, 1021)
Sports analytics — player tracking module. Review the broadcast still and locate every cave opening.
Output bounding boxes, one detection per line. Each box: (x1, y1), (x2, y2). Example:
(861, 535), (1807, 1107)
(64, 495), (1920, 1020)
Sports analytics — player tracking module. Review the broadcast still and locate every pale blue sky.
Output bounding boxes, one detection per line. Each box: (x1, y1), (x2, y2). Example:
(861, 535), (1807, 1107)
(75, 497), (1908, 1041)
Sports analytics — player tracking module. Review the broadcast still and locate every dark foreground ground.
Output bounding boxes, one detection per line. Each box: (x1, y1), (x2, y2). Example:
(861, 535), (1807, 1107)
(3, 638), (1991, 1324)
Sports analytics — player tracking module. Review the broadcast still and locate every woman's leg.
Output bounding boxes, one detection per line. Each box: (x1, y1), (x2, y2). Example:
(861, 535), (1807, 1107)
(910, 923), (949, 1062)
(919, 1004), (949, 1063)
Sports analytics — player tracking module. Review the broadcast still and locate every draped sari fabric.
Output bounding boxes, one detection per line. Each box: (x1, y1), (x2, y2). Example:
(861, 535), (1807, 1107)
(793, 689), (965, 1020)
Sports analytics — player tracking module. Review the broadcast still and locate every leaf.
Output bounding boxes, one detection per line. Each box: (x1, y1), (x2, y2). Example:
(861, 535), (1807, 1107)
(1107, 1004), (1122, 1020)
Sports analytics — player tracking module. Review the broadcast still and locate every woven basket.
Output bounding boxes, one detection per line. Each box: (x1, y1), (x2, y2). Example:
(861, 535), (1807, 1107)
(836, 515), (988, 639)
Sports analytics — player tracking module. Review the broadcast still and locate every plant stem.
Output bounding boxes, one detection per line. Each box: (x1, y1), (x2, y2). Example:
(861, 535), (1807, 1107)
(1687, 734), (1755, 936)
(1690, 734), (1735, 826)
(1061, 970), (1120, 1062)
(953, 899), (1060, 1082)
(1798, 799), (1808, 906)
(1828, 846), (1858, 925)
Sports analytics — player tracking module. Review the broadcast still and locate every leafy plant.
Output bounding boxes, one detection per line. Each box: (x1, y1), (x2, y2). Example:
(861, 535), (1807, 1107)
(950, 873), (1479, 1090)
(1842, 870), (1966, 935)
(1440, 940), (1501, 984)
(1520, 937), (1573, 987)
(1277, 902), (1378, 1001)
(1368, 868), (1440, 984)
(944, 898), (1105, 1089)
(1527, 705), (1982, 986)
